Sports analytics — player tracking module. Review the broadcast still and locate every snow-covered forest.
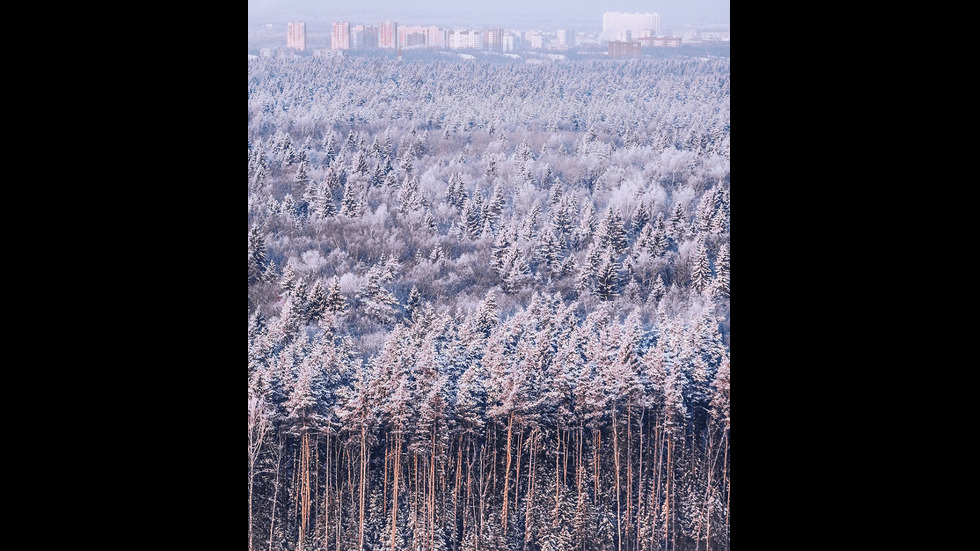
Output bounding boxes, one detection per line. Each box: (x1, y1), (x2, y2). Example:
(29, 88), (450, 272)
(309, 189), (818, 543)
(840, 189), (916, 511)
(248, 55), (730, 551)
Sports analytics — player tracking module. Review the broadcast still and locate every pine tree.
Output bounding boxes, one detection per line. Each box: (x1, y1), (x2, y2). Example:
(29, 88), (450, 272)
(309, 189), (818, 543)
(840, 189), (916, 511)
(596, 207), (628, 255)
(474, 289), (499, 337)
(667, 203), (687, 244)
(631, 201), (650, 235)
(397, 175), (423, 213)
(340, 181), (360, 217)
(711, 187), (730, 235)
(446, 173), (466, 209)
(500, 242), (531, 293)
(248, 225), (270, 285)
(358, 258), (401, 324)
(492, 224), (515, 273)
(373, 154), (393, 187)
(552, 196), (575, 243)
(294, 160), (311, 191)
(277, 195), (295, 220)
(522, 201), (542, 240)
(595, 250), (621, 302)
(690, 238), (712, 295)
(306, 279), (327, 323)
(406, 285), (423, 319)
(648, 275), (667, 305)
(713, 243), (730, 298)
(483, 183), (506, 233)
(576, 243), (602, 295)
(694, 189), (717, 236)
(461, 189), (484, 239)
(537, 229), (563, 278)
(353, 151), (369, 175)
(549, 179), (563, 205)
(279, 263), (297, 295)
(325, 276), (347, 315)
(648, 214), (670, 257)
(574, 202), (597, 248)
(324, 165), (342, 192)
(322, 133), (338, 166)
(314, 181), (337, 218)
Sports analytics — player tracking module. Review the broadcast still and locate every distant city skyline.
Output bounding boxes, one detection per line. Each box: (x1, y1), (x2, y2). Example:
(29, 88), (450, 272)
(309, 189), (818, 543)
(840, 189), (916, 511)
(248, 0), (730, 30)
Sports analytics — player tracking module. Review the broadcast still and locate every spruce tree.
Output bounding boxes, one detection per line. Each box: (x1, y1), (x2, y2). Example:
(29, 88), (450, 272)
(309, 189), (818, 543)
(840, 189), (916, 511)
(596, 207), (628, 255)
(713, 243), (730, 298)
(690, 238), (712, 294)
(306, 279), (327, 323)
(248, 225), (269, 285)
(340, 181), (359, 217)
(325, 276), (347, 315)
(595, 249), (621, 302)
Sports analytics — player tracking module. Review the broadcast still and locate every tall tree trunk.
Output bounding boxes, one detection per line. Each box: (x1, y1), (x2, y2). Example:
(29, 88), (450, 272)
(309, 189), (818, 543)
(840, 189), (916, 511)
(383, 439), (390, 520)
(555, 429), (561, 525)
(654, 420), (663, 551)
(613, 407), (622, 551)
(324, 433), (331, 551)
(454, 434), (463, 542)
(577, 423), (584, 503)
(335, 439), (342, 551)
(562, 428), (568, 488)
(411, 452), (417, 551)
(635, 408), (645, 549)
(430, 426), (437, 551)
(359, 423), (367, 551)
(666, 437), (673, 551)
(723, 430), (729, 548)
(391, 430), (402, 551)
(515, 426), (524, 535)
(525, 429), (537, 545)
(593, 428), (601, 500)
(268, 438), (284, 551)
(702, 426), (721, 551)
(464, 439), (473, 542)
(626, 401), (633, 551)
(502, 412), (515, 533)
(299, 430), (311, 551)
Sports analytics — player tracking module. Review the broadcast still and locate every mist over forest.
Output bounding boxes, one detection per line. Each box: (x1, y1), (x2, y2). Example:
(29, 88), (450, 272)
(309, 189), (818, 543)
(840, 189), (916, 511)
(249, 45), (730, 551)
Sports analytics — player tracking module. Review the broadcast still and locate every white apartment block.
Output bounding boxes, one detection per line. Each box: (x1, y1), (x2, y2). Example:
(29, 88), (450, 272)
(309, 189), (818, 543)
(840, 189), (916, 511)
(601, 12), (660, 40)
(448, 30), (482, 50)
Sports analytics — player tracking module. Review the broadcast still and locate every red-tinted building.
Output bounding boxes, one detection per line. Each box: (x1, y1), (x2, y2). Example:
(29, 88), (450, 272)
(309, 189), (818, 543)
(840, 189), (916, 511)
(332, 21), (351, 50)
(287, 21), (306, 51)
(608, 40), (641, 59)
(379, 20), (398, 49)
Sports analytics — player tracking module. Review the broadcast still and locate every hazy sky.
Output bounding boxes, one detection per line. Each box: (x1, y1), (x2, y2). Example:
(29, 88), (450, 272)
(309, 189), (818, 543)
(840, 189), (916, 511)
(248, 0), (730, 29)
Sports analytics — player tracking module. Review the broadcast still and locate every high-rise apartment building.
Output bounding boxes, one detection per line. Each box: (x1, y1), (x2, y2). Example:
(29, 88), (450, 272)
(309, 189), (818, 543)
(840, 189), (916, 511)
(556, 29), (573, 50)
(525, 30), (543, 50)
(399, 25), (446, 49)
(379, 20), (398, 49)
(448, 30), (482, 50)
(353, 25), (379, 49)
(332, 21), (351, 50)
(601, 12), (660, 41)
(287, 21), (306, 51)
(484, 28), (503, 52)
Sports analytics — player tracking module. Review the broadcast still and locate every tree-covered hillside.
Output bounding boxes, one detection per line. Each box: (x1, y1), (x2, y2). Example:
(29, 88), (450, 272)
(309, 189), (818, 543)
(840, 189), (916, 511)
(248, 55), (730, 551)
